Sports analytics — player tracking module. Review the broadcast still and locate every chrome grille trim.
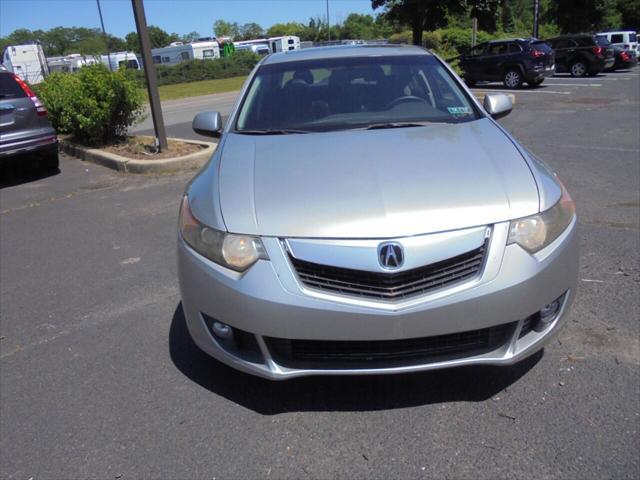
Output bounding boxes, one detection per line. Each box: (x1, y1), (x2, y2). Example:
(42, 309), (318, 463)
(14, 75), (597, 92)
(289, 240), (488, 300)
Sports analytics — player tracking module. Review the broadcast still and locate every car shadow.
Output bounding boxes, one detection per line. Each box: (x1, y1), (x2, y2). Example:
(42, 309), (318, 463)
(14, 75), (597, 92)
(0, 155), (59, 189)
(169, 303), (542, 415)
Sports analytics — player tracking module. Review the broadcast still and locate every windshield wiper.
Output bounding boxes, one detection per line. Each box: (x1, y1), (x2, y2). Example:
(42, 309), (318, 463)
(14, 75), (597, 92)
(235, 129), (310, 135)
(363, 122), (434, 130)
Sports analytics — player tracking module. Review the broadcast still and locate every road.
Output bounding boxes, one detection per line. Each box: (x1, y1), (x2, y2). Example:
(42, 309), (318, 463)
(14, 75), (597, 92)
(1, 71), (639, 479)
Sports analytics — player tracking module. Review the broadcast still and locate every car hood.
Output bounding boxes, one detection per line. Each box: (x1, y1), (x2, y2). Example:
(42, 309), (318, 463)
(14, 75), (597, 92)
(218, 118), (539, 238)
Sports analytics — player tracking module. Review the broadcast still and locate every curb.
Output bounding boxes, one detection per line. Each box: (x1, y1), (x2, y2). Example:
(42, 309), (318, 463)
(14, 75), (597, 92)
(60, 137), (217, 174)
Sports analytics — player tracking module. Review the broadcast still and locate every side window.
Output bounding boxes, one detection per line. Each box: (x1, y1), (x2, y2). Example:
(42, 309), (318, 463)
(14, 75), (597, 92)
(611, 34), (624, 43)
(162, 56), (170, 63)
(508, 43), (523, 53)
(180, 52), (190, 60)
(203, 49), (215, 58)
(487, 43), (508, 56)
(466, 45), (486, 57)
(152, 55), (161, 64)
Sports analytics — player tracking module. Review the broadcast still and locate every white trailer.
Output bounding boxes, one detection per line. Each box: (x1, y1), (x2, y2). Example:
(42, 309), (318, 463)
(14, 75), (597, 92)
(47, 53), (99, 73)
(233, 43), (270, 56)
(234, 36), (300, 54)
(2, 43), (49, 84)
(151, 41), (220, 66)
(100, 51), (141, 70)
(268, 36), (300, 52)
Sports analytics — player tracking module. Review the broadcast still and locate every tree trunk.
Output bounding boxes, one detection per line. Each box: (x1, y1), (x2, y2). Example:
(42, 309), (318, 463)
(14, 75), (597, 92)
(411, 12), (424, 46)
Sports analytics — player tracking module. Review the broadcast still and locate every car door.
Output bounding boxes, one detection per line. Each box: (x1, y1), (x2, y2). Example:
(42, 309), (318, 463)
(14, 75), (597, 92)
(460, 44), (487, 80)
(484, 42), (509, 80)
(552, 39), (576, 71)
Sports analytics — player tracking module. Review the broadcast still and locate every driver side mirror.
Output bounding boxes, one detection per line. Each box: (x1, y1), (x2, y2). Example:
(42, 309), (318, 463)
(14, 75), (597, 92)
(192, 111), (223, 138)
(483, 93), (513, 120)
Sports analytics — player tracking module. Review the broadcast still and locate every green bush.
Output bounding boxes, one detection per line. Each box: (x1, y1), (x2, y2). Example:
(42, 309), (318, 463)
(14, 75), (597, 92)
(36, 64), (144, 146)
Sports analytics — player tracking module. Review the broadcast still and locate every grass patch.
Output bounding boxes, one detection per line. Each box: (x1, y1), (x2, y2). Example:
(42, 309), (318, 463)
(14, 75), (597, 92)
(140, 76), (247, 101)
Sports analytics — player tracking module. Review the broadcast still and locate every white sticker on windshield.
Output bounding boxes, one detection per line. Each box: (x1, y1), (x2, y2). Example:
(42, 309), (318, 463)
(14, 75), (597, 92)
(447, 106), (474, 116)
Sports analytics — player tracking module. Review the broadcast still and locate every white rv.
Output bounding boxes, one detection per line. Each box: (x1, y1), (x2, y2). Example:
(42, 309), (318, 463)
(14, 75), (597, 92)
(234, 36), (300, 54)
(233, 43), (270, 56)
(268, 36), (300, 52)
(47, 54), (99, 73)
(2, 44), (49, 84)
(151, 40), (220, 66)
(100, 51), (141, 70)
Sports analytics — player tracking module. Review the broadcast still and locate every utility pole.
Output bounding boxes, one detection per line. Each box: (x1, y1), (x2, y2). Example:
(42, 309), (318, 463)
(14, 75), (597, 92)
(533, 0), (540, 38)
(326, 0), (331, 41)
(96, 0), (112, 71)
(131, 0), (168, 151)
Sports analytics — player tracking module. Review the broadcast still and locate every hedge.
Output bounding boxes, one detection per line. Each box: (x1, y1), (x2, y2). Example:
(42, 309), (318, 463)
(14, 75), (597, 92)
(36, 64), (144, 146)
(131, 50), (261, 87)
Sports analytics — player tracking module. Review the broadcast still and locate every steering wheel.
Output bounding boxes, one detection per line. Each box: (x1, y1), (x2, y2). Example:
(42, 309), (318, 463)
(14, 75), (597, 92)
(386, 95), (427, 109)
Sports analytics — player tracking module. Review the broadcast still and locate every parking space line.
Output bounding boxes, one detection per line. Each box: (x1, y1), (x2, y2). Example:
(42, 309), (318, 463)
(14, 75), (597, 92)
(472, 89), (571, 95)
(544, 83), (602, 87)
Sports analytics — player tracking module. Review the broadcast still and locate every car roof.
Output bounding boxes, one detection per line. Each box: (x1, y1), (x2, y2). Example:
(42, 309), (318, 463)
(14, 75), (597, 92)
(262, 44), (430, 65)
(487, 38), (531, 43)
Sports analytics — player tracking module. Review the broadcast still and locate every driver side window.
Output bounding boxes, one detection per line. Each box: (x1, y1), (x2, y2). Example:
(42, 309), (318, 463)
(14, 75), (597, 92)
(466, 45), (486, 57)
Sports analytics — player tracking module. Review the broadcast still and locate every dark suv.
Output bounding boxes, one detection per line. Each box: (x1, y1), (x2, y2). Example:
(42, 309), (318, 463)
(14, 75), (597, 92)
(459, 38), (555, 88)
(546, 34), (614, 76)
(0, 68), (58, 170)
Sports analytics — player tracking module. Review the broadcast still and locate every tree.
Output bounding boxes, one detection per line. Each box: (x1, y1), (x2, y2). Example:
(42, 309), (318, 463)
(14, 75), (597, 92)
(181, 31), (201, 43)
(341, 13), (377, 39)
(238, 23), (264, 41)
(371, 0), (465, 45)
(616, 0), (640, 30)
(553, 0), (616, 33)
(469, 0), (501, 33)
(500, 0), (515, 32)
(213, 20), (240, 39)
(125, 32), (140, 53)
(267, 22), (306, 38)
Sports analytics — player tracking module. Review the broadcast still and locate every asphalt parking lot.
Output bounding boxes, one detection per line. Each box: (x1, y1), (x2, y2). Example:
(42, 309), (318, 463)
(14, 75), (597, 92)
(1, 71), (639, 479)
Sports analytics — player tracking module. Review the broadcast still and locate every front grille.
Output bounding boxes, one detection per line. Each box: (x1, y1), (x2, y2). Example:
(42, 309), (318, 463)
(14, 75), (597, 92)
(266, 323), (514, 369)
(289, 241), (487, 300)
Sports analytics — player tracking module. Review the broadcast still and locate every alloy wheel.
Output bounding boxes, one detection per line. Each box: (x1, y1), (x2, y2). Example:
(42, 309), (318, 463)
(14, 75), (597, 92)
(571, 62), (587, 77)
(504, 70), (521, 88)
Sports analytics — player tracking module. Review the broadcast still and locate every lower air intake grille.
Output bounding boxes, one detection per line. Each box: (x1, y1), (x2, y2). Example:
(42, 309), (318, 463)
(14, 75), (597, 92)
(266, 322), (514, 369)
(289, 241), (487, 301)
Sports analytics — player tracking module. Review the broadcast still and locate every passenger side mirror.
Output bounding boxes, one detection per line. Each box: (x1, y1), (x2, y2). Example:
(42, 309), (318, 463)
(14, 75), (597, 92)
(192, 111), (223, 138)
(483, 93), (513, 120)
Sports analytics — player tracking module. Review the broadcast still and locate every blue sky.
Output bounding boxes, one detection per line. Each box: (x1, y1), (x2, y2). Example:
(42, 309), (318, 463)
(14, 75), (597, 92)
(0, 0), (379, 38)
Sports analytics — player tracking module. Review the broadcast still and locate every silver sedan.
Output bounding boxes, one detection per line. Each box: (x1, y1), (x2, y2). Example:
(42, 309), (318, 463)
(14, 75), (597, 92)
(178, 45), (578, 380)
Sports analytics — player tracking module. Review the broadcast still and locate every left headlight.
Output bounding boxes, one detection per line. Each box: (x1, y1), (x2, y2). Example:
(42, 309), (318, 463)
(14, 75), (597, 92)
(507, 179), (576, 254)
(179, 196), (268, 272)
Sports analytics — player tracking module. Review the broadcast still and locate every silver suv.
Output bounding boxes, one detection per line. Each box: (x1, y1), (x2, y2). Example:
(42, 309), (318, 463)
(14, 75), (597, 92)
(0, 68), (58, 170)
(178, 45), (578, 380)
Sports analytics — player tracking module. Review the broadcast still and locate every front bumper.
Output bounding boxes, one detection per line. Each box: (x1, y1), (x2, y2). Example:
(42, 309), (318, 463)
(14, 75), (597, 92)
(178, 220), (578, 380)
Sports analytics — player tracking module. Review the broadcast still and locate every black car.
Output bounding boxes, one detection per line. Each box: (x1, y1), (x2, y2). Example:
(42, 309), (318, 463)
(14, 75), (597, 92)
(605, 46), (638, 71)
(459, 38), (555, 88)
(546, 34), (615, 77)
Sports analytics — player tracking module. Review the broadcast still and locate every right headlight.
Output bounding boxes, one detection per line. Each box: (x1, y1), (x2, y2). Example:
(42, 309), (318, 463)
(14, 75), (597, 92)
(179, 196), (268, 272)
(507, 179), (575, 253)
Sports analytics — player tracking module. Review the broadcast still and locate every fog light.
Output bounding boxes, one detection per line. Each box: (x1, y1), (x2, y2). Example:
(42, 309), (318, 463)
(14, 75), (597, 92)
(534, 297), (563, 332)
(212, 321), (233, 339)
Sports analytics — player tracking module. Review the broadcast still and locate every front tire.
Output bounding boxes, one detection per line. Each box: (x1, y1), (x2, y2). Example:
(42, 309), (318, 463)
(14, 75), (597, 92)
(570, 60), (588, 77)
(503, 69), (523, 89)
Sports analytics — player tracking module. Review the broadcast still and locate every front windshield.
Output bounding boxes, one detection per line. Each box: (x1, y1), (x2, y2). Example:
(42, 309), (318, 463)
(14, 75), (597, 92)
(235, 54), (480, 133)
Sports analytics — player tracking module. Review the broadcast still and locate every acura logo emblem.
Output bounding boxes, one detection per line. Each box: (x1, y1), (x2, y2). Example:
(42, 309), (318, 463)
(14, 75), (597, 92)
(378, 242), (404, 269)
